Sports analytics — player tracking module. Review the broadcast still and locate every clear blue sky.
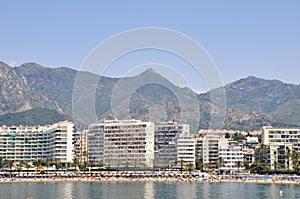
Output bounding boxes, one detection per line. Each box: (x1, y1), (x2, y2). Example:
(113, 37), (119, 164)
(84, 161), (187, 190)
(1, 1), (299, 92)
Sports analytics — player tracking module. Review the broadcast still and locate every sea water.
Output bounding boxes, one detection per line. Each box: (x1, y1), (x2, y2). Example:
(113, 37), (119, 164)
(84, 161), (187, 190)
(0, 182), (299, 199)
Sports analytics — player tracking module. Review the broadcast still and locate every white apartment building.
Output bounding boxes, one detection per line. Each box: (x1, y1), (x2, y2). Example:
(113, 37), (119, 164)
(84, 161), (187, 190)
(195, 133), (228, 169)
(262, 126), (300, 151)
(88, 119), (155, 168)
(218, 145), (244, 173)
(269, 143), (293, 170)
(154, 121), (190, 167)
(0, 121), (74, 164)
(258, 126), (299, 170)
(177, 134), (195, 166)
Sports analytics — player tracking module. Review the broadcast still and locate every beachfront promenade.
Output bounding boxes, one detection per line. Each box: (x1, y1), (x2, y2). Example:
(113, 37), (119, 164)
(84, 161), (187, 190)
(1, 171), (300, 184)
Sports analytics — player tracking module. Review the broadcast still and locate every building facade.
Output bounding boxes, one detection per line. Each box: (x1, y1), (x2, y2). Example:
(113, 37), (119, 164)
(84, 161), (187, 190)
(88, 120), (155, 168)
(269, 143), (293, 170)
(154, 121), (190, 167)
(176, 134), (195, 166)
(261, 126), (299, 170)
(262, 126), (300, 151)
(195, 133), (228, 169)
(0, 121), (74, 164)
(73, 130), (89, 164)
(218, 145), (244, 174)
(243, 148), (255, 166)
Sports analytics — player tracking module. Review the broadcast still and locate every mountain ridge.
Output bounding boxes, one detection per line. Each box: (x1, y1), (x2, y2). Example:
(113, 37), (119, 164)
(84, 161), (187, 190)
(1, 61), (299, 131)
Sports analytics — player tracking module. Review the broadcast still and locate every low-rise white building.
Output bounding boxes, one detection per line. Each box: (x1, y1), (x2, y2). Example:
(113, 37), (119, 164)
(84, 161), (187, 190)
(218, 145), (244, 174)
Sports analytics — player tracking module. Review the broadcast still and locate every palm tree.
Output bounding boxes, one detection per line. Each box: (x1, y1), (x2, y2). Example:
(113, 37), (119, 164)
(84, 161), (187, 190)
(53, 158), (62, 174)
(217, 157), (225, 174)
(235, 161), (242, 174)
(257, 144), (268, 163)
(82, 151), (88, 170)
(24, 161), (31, 176)
(195, 159), (204, 171)
(285, 147), (292, 171)
(186, 163), (194, 173)
(203, 163), (211, 172)
(0, 157), (4, 172)
(272, 161), (280, 173)
(250, 160), (268, 173)
(54, 158), (62, 169)
(81, 160), (88, 172)
(18, 160), (25, 172)
(88, 160), (94, 175)
(44, 158), (51, 173)
(179, 158), (184, 173)
(292, 151), (300, 172)
(5, 160), (14, 170)
(72, 158), (79, 172)
(5, 160), (14, 178)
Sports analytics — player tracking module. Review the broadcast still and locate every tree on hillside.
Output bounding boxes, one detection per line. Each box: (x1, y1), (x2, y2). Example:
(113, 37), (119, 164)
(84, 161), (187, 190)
(232, 132), (246, 141)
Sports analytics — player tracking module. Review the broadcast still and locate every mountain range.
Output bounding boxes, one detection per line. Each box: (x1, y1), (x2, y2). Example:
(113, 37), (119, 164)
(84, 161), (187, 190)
(0, 61), (299, 132)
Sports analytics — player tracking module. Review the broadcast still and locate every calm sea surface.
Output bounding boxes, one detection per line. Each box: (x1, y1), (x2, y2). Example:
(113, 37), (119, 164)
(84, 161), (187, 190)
(0, 182), (299, 199)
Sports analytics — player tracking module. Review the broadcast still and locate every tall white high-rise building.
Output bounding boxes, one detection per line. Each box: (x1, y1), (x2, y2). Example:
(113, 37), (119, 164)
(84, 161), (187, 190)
(195, 133), (228, 169)
(88, 119), (155, 168)
(177, 134), (195, 166)
(154, 121), (190, 167)
(0, 121), (74, 164)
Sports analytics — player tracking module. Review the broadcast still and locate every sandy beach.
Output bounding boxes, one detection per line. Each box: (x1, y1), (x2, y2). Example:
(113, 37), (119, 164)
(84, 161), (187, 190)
(1, 172), (300, 185)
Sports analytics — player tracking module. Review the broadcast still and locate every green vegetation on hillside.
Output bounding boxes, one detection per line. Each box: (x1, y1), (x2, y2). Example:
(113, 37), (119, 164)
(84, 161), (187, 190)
(0, 108), (69, 126)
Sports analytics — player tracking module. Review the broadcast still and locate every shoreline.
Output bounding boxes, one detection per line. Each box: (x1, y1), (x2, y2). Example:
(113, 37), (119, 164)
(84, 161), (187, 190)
(1, 175), (300, 185)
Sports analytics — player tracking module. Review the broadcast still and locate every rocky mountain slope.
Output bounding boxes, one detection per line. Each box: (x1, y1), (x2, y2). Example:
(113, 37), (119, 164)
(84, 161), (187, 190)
(0, 61), (299, 131)
(0, 62), (64, 115)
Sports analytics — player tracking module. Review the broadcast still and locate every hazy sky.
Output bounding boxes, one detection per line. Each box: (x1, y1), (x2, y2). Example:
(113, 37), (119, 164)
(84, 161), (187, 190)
(1, 1), (299, 92)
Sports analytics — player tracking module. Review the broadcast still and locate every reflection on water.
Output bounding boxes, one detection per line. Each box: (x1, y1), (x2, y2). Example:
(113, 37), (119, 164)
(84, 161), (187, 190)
(177, 182), (196, 199)
(144, 182), (154, 199)
(0, 182), (300, 199)
(62, 183), (73, 199)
